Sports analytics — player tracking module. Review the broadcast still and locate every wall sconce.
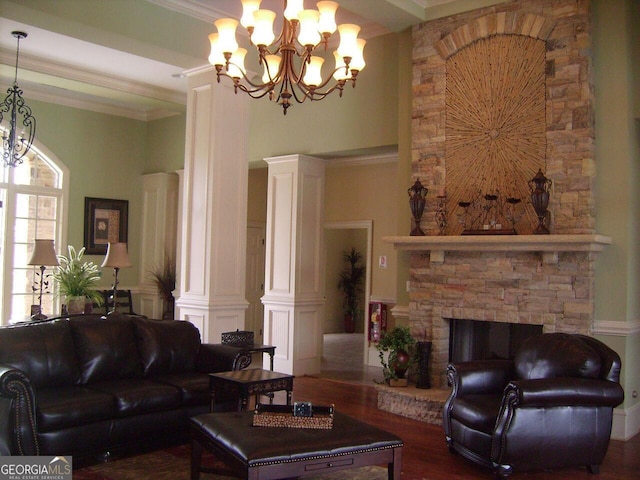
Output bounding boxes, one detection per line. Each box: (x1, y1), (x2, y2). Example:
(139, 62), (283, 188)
(27, 239), (59, 320)
(101, 242), (132, 314)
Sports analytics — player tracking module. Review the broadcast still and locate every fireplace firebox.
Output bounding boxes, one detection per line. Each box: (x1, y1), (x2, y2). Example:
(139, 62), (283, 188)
(448, 319), (543, 363)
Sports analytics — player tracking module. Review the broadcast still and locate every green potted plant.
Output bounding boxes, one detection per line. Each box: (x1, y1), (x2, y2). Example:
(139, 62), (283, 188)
(52, 245), (103, 314)
(337, 248), (365, 333)
(376, 326), (416, 385)
(148, 257), (176, 320)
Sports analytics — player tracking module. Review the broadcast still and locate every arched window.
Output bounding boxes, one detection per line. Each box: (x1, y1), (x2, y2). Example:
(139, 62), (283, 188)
(0, 134), (69, 324)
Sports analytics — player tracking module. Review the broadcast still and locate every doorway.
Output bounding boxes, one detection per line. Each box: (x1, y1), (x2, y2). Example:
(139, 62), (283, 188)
(323, 221), (372, 371)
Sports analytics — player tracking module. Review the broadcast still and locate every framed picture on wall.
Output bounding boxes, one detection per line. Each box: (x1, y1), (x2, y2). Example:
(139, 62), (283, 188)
(84, 197), (128, 255)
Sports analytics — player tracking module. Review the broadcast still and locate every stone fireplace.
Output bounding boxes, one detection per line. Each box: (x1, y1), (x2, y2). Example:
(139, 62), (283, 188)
(388, 0), (605, 388)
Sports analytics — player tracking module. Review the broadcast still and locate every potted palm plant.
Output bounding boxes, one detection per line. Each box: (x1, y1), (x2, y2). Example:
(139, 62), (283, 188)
(52, 245), (103, 314)
(376, 326), (416, 386)
(148, 257), (176, 319)
(337, 248), (365, 333)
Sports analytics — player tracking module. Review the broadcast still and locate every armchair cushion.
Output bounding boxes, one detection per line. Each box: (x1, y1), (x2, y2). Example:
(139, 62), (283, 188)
(515, 332), (601, 380)
(450, 394), (502, 434)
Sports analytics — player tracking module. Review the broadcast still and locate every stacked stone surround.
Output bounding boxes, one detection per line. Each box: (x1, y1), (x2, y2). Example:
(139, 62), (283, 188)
(409, 0), (597, 388)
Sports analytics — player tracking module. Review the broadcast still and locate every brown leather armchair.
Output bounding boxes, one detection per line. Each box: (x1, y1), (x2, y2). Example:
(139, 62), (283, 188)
(443, 333), (624, 477)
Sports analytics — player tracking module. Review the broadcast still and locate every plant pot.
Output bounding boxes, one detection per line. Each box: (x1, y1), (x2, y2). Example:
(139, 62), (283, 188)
(344, 313), (355, 333)
(67, 295), (87, 314)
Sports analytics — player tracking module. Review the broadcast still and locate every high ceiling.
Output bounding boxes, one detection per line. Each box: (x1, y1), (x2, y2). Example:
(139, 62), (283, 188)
(0, 0), (495, 121)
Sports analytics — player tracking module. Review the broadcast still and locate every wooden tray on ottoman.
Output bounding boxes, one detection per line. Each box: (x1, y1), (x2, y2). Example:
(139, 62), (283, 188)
(252, 403), (334, 429)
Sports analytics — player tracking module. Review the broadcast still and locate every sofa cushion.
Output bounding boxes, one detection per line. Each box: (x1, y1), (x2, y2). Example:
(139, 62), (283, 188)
(87, 379), (181, 416)
(0, 320), (80, 388)
(133, 318), (201, 376)
(36, 386), (116, 432)
(69, 315), (143, 384)
(151, 372), (209, 406)
(515, 333), (602, 380)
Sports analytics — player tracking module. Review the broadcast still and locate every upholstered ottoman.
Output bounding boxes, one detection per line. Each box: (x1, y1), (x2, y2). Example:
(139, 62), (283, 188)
(189, 410), (403, 480)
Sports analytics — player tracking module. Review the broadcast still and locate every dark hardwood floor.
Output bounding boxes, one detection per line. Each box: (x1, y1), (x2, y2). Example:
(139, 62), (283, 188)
(288, 375), (640, 480)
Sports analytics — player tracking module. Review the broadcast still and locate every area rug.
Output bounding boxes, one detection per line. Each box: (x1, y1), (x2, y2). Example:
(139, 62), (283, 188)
(73, 444), (388, 480)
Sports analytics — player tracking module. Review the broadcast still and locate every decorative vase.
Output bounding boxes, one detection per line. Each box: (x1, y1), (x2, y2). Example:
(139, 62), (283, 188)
(528, 169), (552, 234)
(66, 295), (87, 314)
(416, 341), (432, 389)
(408, 179), (428, 236)
(344, 312), (355, 333)
(391, 349), (410, 379)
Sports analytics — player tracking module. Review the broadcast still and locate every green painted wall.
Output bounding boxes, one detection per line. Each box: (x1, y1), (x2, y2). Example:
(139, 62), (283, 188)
(28, 100), (147, 290)
(145, 114), (186, 174)
(593, 0), (640, 413)
(247, 33), (401, 164)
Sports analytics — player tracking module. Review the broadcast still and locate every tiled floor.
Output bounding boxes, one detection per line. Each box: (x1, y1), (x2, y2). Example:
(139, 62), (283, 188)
(318, 333), (385, 386)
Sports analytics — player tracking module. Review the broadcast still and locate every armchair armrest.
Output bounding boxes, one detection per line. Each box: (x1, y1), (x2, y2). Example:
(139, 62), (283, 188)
(197, 344), (252, 373)
(504, 377), (625, 408)
(447, 359), (514, 396)
(0, 364), (39, 455)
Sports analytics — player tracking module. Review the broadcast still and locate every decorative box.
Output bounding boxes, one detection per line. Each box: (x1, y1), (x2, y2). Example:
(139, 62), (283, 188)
(252, 403), (334, 430)
(221, 329), (254, 346)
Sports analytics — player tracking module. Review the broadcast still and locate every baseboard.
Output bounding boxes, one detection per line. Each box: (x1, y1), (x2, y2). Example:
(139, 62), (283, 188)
(612, 401), (640, 441)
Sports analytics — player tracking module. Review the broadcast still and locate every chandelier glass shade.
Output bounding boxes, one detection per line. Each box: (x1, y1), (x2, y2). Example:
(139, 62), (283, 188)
(1, 31), (36, 168)
(208, 0), (366, 114)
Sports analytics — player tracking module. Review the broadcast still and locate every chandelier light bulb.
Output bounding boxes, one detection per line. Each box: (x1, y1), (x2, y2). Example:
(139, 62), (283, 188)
(284, 0), (304, 20)
(208, 33), (225, 67)
(262, 54), (281, 83)
(298, 10), (321, 47)
(350, 38), (366, 72)
(337, 24), (360, 60)
(303, 56), (325, 86)
(252, 9), (276, 46)
(227, 48), (247, 78)
(215, 18), (239, 54)
(333, 50), (350, 80)
(240, 0), (261, 29)
(317, 1), (338, 35)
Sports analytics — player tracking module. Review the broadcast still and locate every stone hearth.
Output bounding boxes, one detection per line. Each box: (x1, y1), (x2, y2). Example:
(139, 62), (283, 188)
(376, 385), (450, 425)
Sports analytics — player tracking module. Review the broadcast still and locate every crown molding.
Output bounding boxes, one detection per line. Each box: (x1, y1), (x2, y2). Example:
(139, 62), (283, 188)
(327, 152), (398, 167)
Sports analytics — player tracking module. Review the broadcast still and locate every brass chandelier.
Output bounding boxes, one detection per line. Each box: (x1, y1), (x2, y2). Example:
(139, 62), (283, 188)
(208, 0), (366, 114)
(1, 31), (36, 167)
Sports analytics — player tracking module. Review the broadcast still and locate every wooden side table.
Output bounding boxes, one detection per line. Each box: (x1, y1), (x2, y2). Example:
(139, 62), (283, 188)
(216, 343), (276, 371)
(209, 369), (294, 412)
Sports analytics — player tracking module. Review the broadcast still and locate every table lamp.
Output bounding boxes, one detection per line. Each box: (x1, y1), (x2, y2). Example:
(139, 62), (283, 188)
(101, 242), (132, 314)
(27, 239), (59, 320)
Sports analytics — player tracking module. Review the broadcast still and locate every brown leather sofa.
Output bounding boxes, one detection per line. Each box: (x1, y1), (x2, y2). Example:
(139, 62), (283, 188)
(0, 314), (251, 463)
(443, 333), (624, 477)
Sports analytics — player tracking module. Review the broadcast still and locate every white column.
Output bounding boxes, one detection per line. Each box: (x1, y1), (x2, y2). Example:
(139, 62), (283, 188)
(262, 155), (326, 375)
(138, 172), (179, 318)
(176, 67), (249, 343)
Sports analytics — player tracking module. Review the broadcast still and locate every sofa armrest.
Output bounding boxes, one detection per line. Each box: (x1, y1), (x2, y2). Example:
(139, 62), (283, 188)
(0, 364), (40, 455)
(504, 377), (625, 408)
(447, 360), (514, 395)
(197, 344), (252, 373)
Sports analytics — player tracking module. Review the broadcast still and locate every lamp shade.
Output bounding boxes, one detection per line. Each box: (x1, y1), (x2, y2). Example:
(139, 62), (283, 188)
(101, 242), (132, 268)
(28, 239), (59, 266)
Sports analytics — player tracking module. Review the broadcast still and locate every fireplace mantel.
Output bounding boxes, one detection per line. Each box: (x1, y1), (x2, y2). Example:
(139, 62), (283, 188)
(383, 234), (612, 264)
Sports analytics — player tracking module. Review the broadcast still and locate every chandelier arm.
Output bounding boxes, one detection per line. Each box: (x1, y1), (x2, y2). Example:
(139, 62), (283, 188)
(217, 72), (273, 99)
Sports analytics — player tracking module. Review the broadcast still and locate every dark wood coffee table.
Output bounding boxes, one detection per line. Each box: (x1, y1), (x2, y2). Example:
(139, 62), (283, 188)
(190, 410), (403, 480)
(209, 369), (294, 412)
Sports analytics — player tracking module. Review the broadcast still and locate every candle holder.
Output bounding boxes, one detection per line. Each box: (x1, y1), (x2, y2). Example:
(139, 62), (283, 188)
(435, 195), (447, 235)
(528, 169), (552, 235)
(408, 179), (428, 236)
